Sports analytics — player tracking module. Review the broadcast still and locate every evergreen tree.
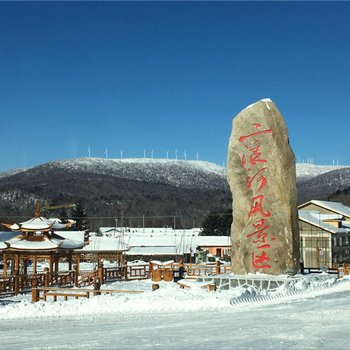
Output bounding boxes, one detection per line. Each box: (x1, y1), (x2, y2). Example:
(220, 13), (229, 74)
(200, 209), (232, 236)
(59, 208), (69, 224)
(70, 200), (90, 240)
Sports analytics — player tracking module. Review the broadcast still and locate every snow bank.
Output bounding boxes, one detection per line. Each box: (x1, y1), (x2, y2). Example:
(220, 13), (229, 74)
(1, 275), (350, 320)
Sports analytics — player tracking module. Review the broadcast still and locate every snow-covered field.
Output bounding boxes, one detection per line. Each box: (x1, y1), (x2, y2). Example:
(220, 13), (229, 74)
(0, 275), (350, 349)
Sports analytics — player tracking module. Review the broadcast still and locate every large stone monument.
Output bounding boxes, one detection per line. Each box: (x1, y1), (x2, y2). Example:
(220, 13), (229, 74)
(227, 99), (300, 275)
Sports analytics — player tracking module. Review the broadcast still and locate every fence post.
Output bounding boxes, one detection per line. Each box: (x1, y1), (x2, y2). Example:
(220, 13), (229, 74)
(14, 270), (19, 295)
(32, 288), (39, 303)
(44, 267), (50, 288)
(216, 261), (221, 275)
(98, 267), (104, 285)
(124, 265), (128, 281)
(73, 264), (79, 288)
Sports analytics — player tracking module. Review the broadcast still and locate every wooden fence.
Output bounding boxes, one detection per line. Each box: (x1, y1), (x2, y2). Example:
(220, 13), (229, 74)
(0, 262), (230, 296)
(32, 286), (144, 303)
(0, 271), (75, 296)
(185, 263), (231, 277)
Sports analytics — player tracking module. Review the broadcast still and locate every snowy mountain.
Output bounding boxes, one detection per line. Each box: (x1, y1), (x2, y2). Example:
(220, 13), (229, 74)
(295, 163), (349, 183)
(0, 158), (231, 228)
(297, 167), (350, 204)
(30, 158), (227, 190)
(0, 158), (349, 224)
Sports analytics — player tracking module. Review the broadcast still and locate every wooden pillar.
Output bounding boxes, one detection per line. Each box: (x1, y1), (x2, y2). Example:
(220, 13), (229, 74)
(10, 257), (14, 275)
(3, 254), (7, 277)
(23, 257), (28, 275)
(76, 254), (80, 275)
(73, 264), (79, 288)
(33, 256), (37, 274)
(97, 254), (104, 284)
(14, 254), (20, 295)
(97, 254), (102, 269)
(68, 254), (72, 271)
(49, 254), (54, 274)
(44, 267), (50, 287)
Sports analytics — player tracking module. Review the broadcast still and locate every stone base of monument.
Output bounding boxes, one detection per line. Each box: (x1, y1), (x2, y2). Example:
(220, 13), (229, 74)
(196, 273), (335, 293)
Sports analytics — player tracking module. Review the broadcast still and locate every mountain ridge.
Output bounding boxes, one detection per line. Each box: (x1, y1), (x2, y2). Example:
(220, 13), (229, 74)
(0, 158), (349, 229)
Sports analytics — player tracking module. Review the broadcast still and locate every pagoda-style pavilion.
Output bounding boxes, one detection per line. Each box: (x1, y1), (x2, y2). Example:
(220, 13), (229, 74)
(0, 204), (84, 294)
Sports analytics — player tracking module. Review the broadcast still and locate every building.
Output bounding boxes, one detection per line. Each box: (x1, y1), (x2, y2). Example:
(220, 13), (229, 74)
(91, 227), (231, 263)
(298, 200), (350, 268)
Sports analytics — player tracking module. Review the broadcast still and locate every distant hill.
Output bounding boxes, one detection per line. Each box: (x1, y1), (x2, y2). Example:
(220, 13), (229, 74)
(297, 167), (350, 204)
(0, 158), (231, 230)
(0, 158), (349, 229)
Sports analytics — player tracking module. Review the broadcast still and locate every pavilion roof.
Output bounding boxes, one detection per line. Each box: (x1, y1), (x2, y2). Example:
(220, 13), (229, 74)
(2, 216), (74, 232)
(0, 231), (85, 252)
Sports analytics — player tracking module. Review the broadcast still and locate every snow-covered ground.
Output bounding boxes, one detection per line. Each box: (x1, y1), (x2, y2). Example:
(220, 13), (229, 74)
(0, 275), (350, 349)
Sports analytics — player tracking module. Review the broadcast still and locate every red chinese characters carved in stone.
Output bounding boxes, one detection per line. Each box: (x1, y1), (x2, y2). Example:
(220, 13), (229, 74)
(239, 123), (272, 143)
(251, 251), (271, 269)
(248, 195), (271, 218)
(246, 167), (267, 193)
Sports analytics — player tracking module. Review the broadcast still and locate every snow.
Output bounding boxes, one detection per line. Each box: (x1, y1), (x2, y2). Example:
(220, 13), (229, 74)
(0, 275), (350, 349)
(5, 237), (59, 250)
(307, 200), (350, 218)
(295, 163), (349, 179)
(298, 211), (348, 234)
(243, 98), (273, 110)
(0, 158), (349, 191)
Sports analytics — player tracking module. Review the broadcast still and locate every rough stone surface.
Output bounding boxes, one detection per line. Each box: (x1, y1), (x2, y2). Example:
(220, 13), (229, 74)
(227, 99), (300, 275)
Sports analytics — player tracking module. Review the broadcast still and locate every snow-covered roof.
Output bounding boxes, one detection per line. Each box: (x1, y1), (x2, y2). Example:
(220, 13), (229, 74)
(318, 214), (343, 221)
(98, 227), (201, 237)
(81, 233), (230, 254)
(0, 231), (84, 251)
(128, 246), (177, 256)
(5, 236), (61, 250)
(3, 216), (72, 232)
(299, 200), (350, 219)
(298, 210), (349, 234)
(79, 236), (128, 252)
(54, 231), (85, 243)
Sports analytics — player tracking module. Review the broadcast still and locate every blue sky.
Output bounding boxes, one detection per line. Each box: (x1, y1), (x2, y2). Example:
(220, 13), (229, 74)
(1, 1), (350, 171)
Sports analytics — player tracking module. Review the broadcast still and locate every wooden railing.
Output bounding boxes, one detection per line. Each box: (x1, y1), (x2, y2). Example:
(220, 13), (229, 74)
(78, 270), (98, 287)
(0, 270), (76, 296)
(185, 263), (231, 277)
(0, 262), (230, 296)
(127, 264), (149, 280)
(32, 286), (144, 303)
